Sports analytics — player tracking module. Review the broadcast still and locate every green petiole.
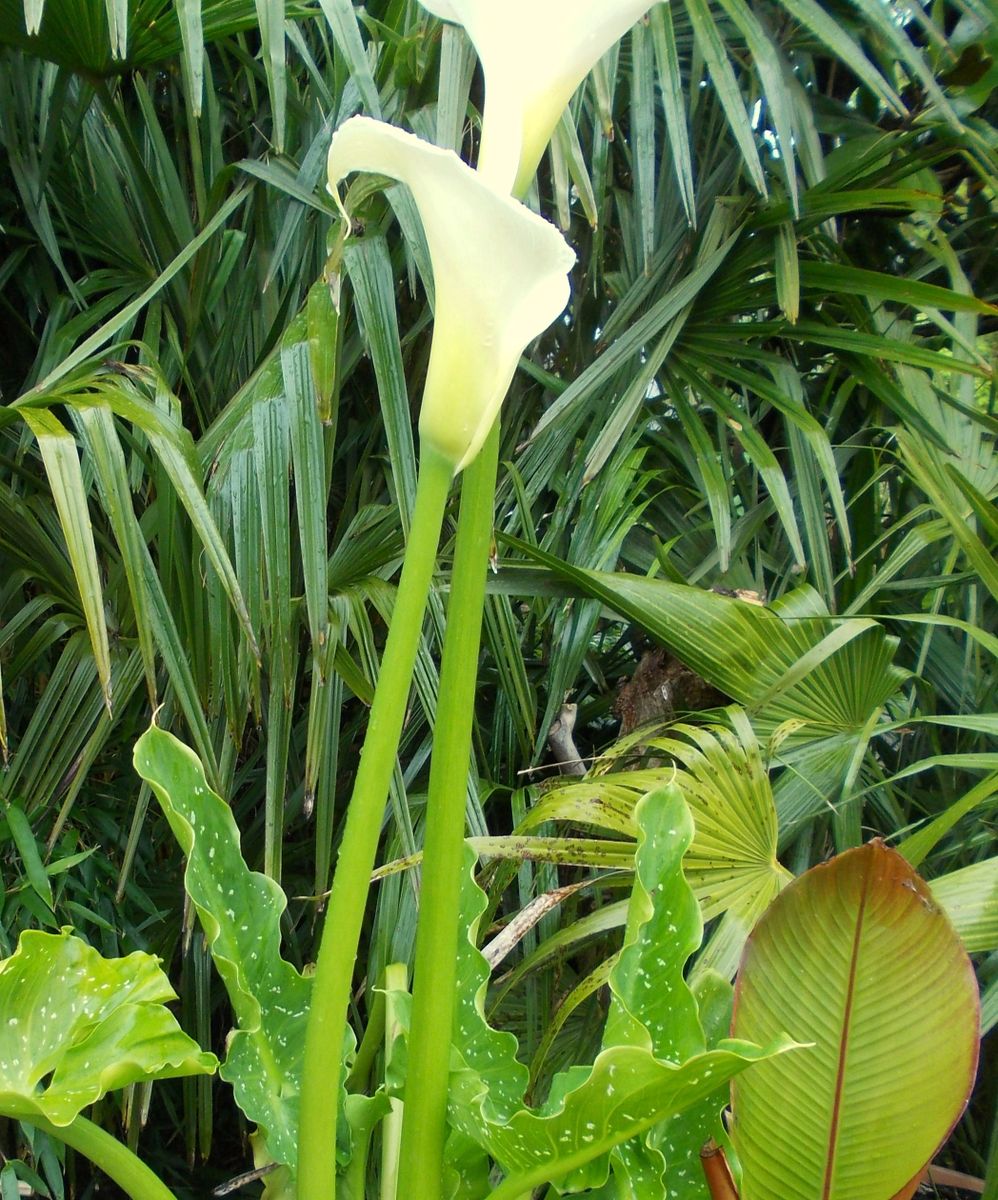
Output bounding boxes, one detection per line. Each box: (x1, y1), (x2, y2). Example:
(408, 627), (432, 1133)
(21, 1115), (180, 1200)
(297, 444), (454, 1200)
(395, 420), (501, 1199)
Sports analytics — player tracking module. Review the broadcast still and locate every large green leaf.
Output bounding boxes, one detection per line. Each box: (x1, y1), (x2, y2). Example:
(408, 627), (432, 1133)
(731, 841), (980, 1200)
(447, 788), (795, 1199)
(473, 1040), (790, 1200)
(132, 724), (310, 1173)
(0, 928), (215, 1125)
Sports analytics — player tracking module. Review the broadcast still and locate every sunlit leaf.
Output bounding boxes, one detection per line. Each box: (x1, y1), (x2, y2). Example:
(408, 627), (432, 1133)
(0, 929), (215, 1125)
(650, 716), (793, 921)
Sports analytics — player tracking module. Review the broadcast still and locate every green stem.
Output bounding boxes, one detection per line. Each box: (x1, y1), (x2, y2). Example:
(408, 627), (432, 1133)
(341, 1114), (373, 1200)
(345, 973), (387, 1094)
(297, 445), (454, 1200)
(379, 963), (409, 1200)
(395, 421), (500, 1200)
(23, 1114), (178, 1200)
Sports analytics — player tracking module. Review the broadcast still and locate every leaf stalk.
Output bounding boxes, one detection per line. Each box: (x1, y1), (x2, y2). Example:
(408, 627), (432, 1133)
(21, 1115), (180, 1200)
(297, 445), (454, 1200)
(395, 419), (500, 1199)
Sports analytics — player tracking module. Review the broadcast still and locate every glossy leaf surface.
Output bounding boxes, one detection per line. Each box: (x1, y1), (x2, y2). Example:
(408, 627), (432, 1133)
(447, 787), (794, 1197)
(0, 928), (215, 1125)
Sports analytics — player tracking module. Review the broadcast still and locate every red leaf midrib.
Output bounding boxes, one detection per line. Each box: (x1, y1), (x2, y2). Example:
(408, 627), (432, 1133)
(821, 856), (874, 1200)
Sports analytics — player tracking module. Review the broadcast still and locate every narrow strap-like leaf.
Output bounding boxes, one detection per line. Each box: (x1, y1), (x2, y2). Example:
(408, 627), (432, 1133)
(20, 409), (112, 712)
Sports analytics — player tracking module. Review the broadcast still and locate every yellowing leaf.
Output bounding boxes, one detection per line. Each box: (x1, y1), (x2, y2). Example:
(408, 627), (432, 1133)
(731, 842), (980, 1200)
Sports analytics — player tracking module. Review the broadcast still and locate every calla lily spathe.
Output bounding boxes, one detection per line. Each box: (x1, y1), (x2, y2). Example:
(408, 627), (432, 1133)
(419, 0), (654, 196)
(327, 116), (575, 472)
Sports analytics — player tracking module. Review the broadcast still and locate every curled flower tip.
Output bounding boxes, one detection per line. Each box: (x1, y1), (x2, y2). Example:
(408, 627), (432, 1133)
(327, 116), (575, 472)
(418, 0), (654, 196)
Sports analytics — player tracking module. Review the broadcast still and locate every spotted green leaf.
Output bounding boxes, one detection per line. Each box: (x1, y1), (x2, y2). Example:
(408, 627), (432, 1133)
(471, 1039), (792, 1200)
(133, 724), (311, 1173)
(650, 972), (735, 1200)
(604, 787), (705, 1060)
(599, 786), (708, 1195)
(0, 929), (215, 1126)
(447, 788), (796, 1198)
(450, 843), (530, 1124)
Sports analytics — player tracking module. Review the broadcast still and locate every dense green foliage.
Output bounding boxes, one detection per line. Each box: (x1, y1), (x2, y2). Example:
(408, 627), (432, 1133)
(0, 0), (995, 1194)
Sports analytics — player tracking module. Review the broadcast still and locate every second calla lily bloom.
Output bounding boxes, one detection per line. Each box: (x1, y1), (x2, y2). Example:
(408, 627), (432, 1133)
(327, 116), (575, 472)
(419, 0), (655, 196)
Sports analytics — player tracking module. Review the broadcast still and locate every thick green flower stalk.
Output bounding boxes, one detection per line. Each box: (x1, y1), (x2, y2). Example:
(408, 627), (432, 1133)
(395, 5), (661, 1194)
(297, 116), (573, 1200)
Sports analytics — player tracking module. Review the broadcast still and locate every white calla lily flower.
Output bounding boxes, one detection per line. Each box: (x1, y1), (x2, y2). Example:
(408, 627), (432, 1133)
(420, 0), (654, 196)
(327, 116), (575, 472)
